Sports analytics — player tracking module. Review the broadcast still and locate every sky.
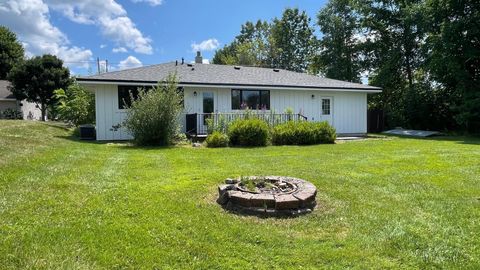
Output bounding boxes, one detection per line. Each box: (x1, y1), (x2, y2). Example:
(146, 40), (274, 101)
(0, 0), (327, 75)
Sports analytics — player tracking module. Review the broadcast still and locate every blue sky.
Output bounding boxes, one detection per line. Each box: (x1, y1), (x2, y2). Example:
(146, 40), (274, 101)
(0, 0), (327, 75)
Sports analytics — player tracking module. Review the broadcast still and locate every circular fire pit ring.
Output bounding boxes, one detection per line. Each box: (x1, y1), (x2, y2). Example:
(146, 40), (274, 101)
(217, 176), (317, 217)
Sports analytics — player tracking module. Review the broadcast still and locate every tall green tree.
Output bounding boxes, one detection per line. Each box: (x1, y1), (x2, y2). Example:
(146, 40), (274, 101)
(7, 54), (72, 121)
(270, 8), (318, 72)
(359, 0), (441, 128)
(213, 9), (317, 72)
(424, 0), (480, 131)
(0, 26), (25, 79)
(312, 0), (362, 82)
(213, 20), (271, 67)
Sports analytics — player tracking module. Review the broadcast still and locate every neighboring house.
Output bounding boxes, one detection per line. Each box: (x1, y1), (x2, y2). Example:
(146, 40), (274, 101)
(0, 80), (42, 120)
(77, 52), (381, 141)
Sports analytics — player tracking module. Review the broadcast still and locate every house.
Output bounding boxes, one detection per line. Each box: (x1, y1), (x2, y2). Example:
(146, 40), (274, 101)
(77, 52), (381, 141)
(0, 80), (42, 120)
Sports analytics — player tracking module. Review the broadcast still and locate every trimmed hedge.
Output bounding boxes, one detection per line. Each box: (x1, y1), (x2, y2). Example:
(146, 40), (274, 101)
(228, 118), (269, 146)
(271, 121), (336, 145)
(1, 108), (22, 119)
(205, 131), (229, 148)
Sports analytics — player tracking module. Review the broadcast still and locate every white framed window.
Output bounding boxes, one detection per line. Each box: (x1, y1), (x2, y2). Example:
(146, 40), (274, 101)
(322, 98), (331, 115)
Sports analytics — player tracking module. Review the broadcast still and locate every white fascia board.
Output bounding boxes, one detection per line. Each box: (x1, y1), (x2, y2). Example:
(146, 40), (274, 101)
(78, 80), (382, 93)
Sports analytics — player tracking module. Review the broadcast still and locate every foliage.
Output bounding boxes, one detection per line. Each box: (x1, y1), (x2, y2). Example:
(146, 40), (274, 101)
(213, 8), (317, 72)
(205, 131), (229, 148)
(0, 26), (25, 80)
(7, 54), (71, 121)
(313, 0), (473, 131)
(53, 83), (95, 126)
(271, 121), (336, 145)
(213, 20), (272, 67)
(227, 118), (269, 146)
(423, 0), (480, 132)
(205, 114), (230, 134)
(123, 74), (183, 146)
(312, 0), (362, 82)
(0, 108), (22, 119)
(270, 8), (318, 72)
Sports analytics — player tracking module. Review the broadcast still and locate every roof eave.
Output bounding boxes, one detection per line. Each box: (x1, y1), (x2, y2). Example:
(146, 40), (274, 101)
(76, 78), (382, 93)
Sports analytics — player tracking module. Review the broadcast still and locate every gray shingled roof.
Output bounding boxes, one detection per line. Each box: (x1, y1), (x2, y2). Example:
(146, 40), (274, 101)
(77, 62), (381, 91)
(0, 80), (15, 99)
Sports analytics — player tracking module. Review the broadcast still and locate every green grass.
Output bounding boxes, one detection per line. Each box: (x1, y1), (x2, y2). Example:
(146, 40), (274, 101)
(0, 120), (479, 269)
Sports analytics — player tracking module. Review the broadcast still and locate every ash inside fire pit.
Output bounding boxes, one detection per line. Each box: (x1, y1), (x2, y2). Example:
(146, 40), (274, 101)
(217, 176), (317, 217)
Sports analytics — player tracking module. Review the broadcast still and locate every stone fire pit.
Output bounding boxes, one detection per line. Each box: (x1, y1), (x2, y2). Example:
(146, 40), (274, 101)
(217, 176), (317, 216)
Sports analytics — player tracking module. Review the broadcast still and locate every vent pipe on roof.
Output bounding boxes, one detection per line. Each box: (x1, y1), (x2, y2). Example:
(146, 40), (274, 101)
(195, 51), (203, 64)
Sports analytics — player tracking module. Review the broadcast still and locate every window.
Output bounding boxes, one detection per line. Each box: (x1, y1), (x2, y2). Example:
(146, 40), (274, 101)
(322, 98), (331, 115)
(231, 90), (270, 110)
(203, 92), (214, 113)
(118, 85), (153, 109)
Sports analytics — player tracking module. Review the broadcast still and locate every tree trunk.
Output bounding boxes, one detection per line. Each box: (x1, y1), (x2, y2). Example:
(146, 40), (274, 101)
(40, 102), (47, 121)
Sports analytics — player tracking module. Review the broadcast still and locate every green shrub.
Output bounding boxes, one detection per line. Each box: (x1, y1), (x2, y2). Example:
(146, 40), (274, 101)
(123, 74), (183, 146)
(228, 118), (269, 146)
(206, 114), (229, 134)
(53, 83), (95, 126)
(205, 131), (229, 147)
(1, 108), (22, 119)
(313, 121), (337, 143)
(272, 121), (336, 145)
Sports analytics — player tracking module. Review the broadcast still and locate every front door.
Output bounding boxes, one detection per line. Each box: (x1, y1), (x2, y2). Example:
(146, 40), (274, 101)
(319, 97), (333, 124)
(202, 91), (214, 133)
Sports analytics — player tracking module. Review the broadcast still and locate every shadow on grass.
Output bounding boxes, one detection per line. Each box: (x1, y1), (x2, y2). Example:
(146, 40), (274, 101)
(428, 136), (480, 145)
(55, 134), (184, 151)
(40, 122), (71, 131)
(55, 135), (107, 144)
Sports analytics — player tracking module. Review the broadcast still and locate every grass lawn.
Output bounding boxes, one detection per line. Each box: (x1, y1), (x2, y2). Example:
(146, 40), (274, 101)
(0, 120), (479, 269)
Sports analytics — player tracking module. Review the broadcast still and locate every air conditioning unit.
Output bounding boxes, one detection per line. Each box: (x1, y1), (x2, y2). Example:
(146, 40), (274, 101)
(79, 124), (96, 140)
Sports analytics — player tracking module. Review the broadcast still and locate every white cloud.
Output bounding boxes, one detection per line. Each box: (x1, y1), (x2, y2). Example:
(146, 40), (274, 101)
(131, 0), (163, 6)
(46, 0), (153, 54)
(118, 56), (143, 70)
(112, 47), (127, 53)
(99, 16), (152, 54)
(191, 38), (220, 52)
(100, 44), (107, 49)
(0, 0), (93, 69)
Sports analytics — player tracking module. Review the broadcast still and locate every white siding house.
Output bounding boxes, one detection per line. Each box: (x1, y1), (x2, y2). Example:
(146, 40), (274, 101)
(78, 57), (381, 141)
(0, 80), (42, 120)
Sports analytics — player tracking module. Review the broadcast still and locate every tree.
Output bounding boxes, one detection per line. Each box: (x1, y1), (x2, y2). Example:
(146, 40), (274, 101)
(313, 0), (363, 82)
(53, 82), (95, 126)
(270, 8), (318, 72)
(7, 54), (72, 121)
(213, 9), (317, 72)
(357, 0), (440, 128)
(123, 74), (183, 146)
(0, 26), (25, 79)
(424, 0), (480, 132)
(213, 20), (272, 67)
